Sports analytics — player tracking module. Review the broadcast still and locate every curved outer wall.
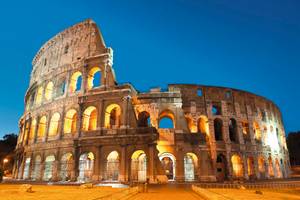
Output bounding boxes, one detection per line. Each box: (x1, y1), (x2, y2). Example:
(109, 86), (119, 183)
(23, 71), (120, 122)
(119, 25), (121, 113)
(13, 20), (290, 183)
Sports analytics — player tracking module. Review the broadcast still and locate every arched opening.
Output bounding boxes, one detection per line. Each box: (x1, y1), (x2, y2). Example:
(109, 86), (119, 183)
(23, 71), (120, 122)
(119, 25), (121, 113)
(212, 105), (221, 115)
(105, 104), (121, 128)
(82, 106), (97, 131)
(231, 154), (243, 178)
(48, 112), (60, 136)
(105, 151), (120, 181)
(137, 111), (151, 127)
(43, 155), (55, 181)
(216, 154), (228, 181)
(64, 109), (77, 134)
(268, 156), (274, 177)
(56, 80), (66, 97)
(184, 153), (198, 181)
(31, 155), (41, 180)
(214, 118), (223, 141)
(35, 86), (44, 105)
(253, 122), (261, 141)
(45, 82), (54, 101)
(87, 67), (101, 90)
(158, 110), (175, 129)
(275, 158), (282, 178)
(159, 152), (176, 181)
(131, 150), (147, 182)
(229, 118), (238, 143)
(78, 152), (94, 182)
(247, 156), (255, 179)
(37, 116), (47, 138)
(186, 117), (197, 133)
(258, 156), (265, 178)
(29, 119), (37, 140)
(23, 157), (31, 179)
(69, 71), (82, 93)
(60, 153), (73, 181)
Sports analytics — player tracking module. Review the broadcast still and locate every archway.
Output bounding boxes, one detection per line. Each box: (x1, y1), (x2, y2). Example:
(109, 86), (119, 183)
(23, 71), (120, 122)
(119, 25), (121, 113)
(214, 118), (223, 141)
(247, 156), (255, 179)
(158, 110), (175, 129)
(258, 156), (265, 178)
(159, 152), (176, 181)
(229, 118), (237, 142)
(48, 112), (60, 136)
(184, 153), (198, 181)
(131, 150), (147, 182)
(216, 154), (227, 181)
(60, 153), (73, 181)
(82, 106), (97, 131)
(105, 104), (121, 128)
(87, 67), (101, 90)
(275, 158), (282, 178)
(105, 151), (120, 181)
(78, 152), (94, 182)
(43, 155), (55, 181)
(268, 156), (274, 177)
(31, 155), (41, 180)
(23, 157), (31, 179)
(64, 109), (77, 134)
(69, 71), (82, 93)
(137, 111), (151, 127)
(231, 154), (243, 178)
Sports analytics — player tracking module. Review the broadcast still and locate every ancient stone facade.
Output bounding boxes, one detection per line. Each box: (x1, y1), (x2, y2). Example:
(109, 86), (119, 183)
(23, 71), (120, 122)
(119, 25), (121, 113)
(13, 19), (290, 183)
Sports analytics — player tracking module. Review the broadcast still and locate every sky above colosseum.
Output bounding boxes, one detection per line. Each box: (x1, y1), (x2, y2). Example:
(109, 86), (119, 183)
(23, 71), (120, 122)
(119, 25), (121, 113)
(0, 0), (299, 137)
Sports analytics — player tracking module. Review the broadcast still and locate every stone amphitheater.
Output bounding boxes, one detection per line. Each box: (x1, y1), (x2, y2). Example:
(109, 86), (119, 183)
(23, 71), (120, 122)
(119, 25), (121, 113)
(13, 19), (290, 183)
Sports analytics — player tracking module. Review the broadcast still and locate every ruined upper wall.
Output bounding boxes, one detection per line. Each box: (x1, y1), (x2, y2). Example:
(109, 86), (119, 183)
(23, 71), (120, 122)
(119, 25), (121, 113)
(30, 19), (107, 86)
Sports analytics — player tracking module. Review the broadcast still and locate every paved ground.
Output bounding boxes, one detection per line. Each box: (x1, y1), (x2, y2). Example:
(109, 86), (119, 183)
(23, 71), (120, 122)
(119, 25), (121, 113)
(130, 184), (203, 200)
(0, 184), (124, 200)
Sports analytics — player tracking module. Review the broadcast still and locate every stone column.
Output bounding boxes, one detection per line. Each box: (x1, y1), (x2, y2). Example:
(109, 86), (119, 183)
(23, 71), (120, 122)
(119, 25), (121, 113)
(119, 145), (128, 182)
(226, 153), (233, 180)
(148, 144), (155, 183)
(58, 107), (66, 140)
(253, 154), (260, 179)
(43, 113), (51, 142)
(242, 154), (249, 180)
(175, 147), (184, 182)
(93, 146), (101, 181)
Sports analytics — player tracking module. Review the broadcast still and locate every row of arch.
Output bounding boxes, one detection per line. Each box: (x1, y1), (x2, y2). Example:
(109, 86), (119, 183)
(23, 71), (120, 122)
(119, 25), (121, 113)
(26, 67), (102, 110)
(21, 151), (284, 182)
(212, 118), (283, 146)
(24, 104), (122, 142)
(216, 153), (284, 181)
(21, 150), (147, 182)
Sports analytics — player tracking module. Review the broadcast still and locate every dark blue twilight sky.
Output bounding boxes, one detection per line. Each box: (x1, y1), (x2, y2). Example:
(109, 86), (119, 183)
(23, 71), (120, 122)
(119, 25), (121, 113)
(0, 0), (299, 138)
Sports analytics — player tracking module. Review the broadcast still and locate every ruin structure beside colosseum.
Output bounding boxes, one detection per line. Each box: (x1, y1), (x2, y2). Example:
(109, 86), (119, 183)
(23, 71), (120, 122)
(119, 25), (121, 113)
(13, 19), (290, 183)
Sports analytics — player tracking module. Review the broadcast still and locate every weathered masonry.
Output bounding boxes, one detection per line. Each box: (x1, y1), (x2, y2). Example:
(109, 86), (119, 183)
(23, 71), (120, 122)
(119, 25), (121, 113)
(13, 19), (290, 183)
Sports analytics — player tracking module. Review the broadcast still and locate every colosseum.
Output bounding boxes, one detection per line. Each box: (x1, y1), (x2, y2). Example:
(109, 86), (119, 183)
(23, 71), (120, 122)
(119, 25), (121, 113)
(13, 19), (290, 184)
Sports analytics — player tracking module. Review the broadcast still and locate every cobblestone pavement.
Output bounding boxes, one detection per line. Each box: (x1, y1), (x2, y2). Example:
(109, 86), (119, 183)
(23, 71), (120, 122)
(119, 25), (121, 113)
(130, 184), (203, 200)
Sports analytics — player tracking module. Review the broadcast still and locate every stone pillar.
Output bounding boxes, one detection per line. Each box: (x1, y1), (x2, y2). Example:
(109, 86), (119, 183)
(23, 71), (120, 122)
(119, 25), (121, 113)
(40, 153), (46, 181)
(43, 113), (51, 142)
(253, 154), (260, 179)
(242, 154), (249, 180)
(119, 145), (128, 182)
(175, 147), (184, 182)
(265, 158), (270, 179)
(59, 108), (66, 140)
(148, 144), (156, 183)
(226, 153), (233, 180)
(33, 116), (39, 144)
(75, 104), (83, 138)
(93, 146), (102, 181)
